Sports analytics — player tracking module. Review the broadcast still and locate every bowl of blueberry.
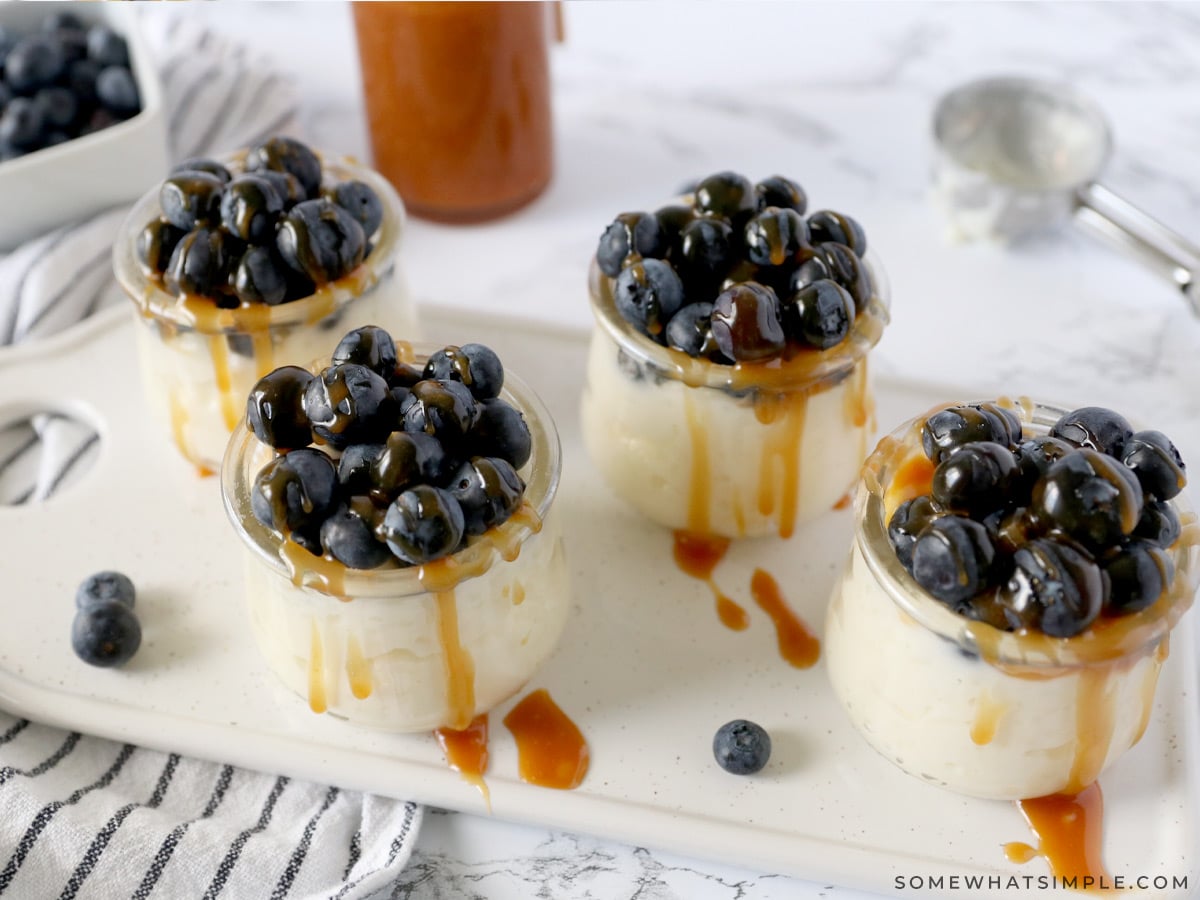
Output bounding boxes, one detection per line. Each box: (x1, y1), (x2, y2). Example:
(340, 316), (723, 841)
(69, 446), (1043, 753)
(580, 170), (891, 540)
(824, 399), (1199, 799)
(221, 324), (569, 732)
(113, 135), (417, 473)
(0, 5), (166, 249)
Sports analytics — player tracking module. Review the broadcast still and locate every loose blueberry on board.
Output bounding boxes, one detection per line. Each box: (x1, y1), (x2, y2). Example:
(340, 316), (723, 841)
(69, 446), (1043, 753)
(613, 259), (685, 340)
(450, 457), (525, 536)
(887, 495), (944, 571)
(246, 365), (314, 449)
(998, 538), (1105, 637)
(321, 499), (392, 569)
(1133, 498), (1182, 549)
(424, 344), (504, 401)
(665, 302), (719, 358)
(596, 212), (669, 277)
(755, 175), (807, 215)
(371, 430), (450, 497)
(381, 485), (466, 565)
(710, 282), (786, 362)
(471, 398), (533, 470)
(220, 174), (285, 244)
(910, 515), (997, 605)
(921, 404), (1022, 463)
(304, 363), (395, 450)
(232, 245), (289, 306)
(712, 719), (771, 775)
(76, 571), (136, 611)
(1032, 449), (1143, 548)
(693, 171), (757, 223)
(401, 379), (479, 446)
(1122, 430), (1186, 500)
(246, 135), (323, 199)
(786, 279), (855, 350)
(71, 602), (141, 668)
(807, 210), (867, 257)
(159, 172), (224, 231)
(1050, 406), (1134, 457)
(251, 447), (339, 537)
(333, 325), (399, 380)
(743, 207), (809, 268)
(276, 199), (366, 284)
(931, 441), (1018, 516)
(326, 180), (384, 237)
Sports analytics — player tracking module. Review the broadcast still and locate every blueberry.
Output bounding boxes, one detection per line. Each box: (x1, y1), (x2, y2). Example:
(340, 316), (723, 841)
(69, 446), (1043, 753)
(246, 135), (323, 199)
(326, 180), (383, 237)
(277, 199), (366, 284)
(712, 719), (771, 775)
(0, 27), (12, 67)
(888, 495), (944, 570)
(232, 246), (289, 306)
(710, 282), (785, 362)
(1122, 430), (1186, 500)
(910, 515), (997, 605)
(922, 404), (1022, 463)
(786, 253), (831, 295)
(390, 362), (424, 389)
(246, 365), (314, 449)
(303, 363), (396, 449)
(381, 485), (465, 565)
(220, 174), (284, 244)
(693, 171), (757, 223)
(931, 441), (1018, 516)
(423, 344), (504, 401)
(159, 172), (224, 231)
(1050, 407), (1133, 457)
(257, 170), (305, 206)
(43, 130), (70, 148)
(5, 36), (65, 93)
(1013, 435), (1075, 494)
(34, 87), (77, 131)
(320, 497), (391, 569)
(332, 326), (398, 379)
(401, 379), (478, 446)
(65, 59), (100, 107)
(596, 211), (669, 278)
(665, 301), (720, 358)
(96, 65), (139, 115)
(983, 505), (1040, 554)
(0, 98), (45, 150)
(813, 242), (872, 310)
(612, 259), (685, 340)
(470, 398), (533, 470)
(1032, 449), (1143, 548)
(163, 227), (230, 297)
(743, 207), (809, 268)
(1104, 540), (1173, 615)
(677, 217), (735, 300)
(0, 82), (11, 109)
(71, 602), (141, 668)
(51, 27), (87, 65)
(755, 175), (807, 215)
(371, 430), (450, 496)
(76, 571), (136, 611)
(786, 279), (855, 350)
(44, 12), (86, 33)
(251, 447), (339, 537)
(808, 210), (867, 257)
(1133, 498), (1182, 549)
(653, 204), (695, 256)
(136, 220), (183, 275)
(337, 443), (384, 492)
(998, 538), (1105, 636)
(172, 157), (232, 184)
(86, 25), (129, 68)
(449, 457), (525, 535)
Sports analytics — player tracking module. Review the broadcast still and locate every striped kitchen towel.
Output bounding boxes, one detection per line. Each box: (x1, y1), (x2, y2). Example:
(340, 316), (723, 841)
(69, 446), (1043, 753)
(0, 12), (424, 900)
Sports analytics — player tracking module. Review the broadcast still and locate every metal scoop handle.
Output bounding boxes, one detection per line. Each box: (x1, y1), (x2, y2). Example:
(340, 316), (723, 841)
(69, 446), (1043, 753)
(1075, 183), (1200, 316)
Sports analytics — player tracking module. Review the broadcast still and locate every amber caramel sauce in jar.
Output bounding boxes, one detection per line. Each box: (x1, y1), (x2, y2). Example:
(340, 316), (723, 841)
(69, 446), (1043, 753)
(353, 2), (554, 223)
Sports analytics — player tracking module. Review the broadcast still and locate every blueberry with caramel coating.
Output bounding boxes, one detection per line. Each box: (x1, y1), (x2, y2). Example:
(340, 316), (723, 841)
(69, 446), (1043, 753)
(710, 282), (785, 362)
(276, 199), (367, 284)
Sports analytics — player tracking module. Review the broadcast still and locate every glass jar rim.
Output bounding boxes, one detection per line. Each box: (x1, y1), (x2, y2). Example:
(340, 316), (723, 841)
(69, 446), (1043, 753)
(112, 149), (406, 336)
(586, 248), (891, 393)
(220, 343), (561, 599)
(855, 397), (1200, 669)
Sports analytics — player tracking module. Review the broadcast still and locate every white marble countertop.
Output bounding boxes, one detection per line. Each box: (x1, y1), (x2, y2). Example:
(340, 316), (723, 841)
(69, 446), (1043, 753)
(155, 2), (1200, 897)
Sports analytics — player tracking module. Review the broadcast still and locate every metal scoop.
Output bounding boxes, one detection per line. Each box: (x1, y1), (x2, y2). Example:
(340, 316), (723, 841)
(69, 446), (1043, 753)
(932, 75), (1199, 316)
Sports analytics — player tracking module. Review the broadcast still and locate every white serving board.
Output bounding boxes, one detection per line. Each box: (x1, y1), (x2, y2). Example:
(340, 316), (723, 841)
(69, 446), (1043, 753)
(1, 306), (1197, 899)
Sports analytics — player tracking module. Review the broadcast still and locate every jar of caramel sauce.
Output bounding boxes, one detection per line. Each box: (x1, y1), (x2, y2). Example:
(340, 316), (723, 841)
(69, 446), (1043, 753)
(352, 2), (555, 223)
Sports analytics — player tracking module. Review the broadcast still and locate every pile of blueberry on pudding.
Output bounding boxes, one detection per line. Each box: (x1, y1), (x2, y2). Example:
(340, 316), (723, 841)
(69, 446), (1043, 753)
(113, 135), (416, 473)
(221, 325), (568, 732)
(580, 170), (890, 539)
(825, 400), (1199, 799)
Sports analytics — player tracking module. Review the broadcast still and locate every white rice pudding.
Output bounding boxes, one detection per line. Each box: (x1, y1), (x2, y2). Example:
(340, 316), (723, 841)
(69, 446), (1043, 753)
(222, 355), (568, 732)
(825, 400), (1200, 800)
(581, 257), (890, 539)
(114, 154), (417, 473)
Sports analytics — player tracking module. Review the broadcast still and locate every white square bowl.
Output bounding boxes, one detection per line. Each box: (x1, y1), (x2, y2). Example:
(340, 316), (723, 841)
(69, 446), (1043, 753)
(0, 3), (168, 250)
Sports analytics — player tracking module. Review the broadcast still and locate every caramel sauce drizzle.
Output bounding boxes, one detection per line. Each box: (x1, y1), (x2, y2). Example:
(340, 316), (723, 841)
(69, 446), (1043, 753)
(434, 713), (491, 806)
(502, 689), (590, 790)
(280, 540), (347, 600)
(673, 532), (748, 631)
(167, 393), (214, 476)
(436, 590), (476, 731)
(308, 621), (327, 714)
(683, 391), (712, 534)
(749, 568), (820, 668)
(345, 634), (372, 699)
(208, 334), (240, 432)
(882, 453), (936, 520)
(1132, 636), (1168, 746)
(1003, 841), (1039, 864)
(969, 692), (1005, 746)
(1015, 783), (1112, 884)
(832, 492), (852, 511)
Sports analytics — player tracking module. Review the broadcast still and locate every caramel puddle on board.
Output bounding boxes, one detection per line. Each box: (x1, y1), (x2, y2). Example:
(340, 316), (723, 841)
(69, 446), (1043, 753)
(1013, 783), (1113, 885)
(672, 532), (748, 631)
(748, 568), (819, 668)
(502, 689), (590, 790)
(434, 713), (491, 809)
